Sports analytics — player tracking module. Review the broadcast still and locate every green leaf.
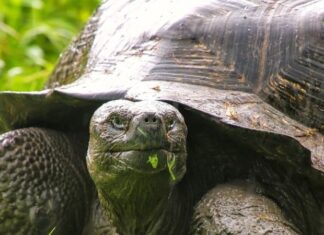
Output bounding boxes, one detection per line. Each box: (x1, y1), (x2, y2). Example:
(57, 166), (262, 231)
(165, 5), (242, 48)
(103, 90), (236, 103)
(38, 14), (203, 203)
(23, 0), (43, 9)
(167, 154), (177, 181)
(0, 0), (100, 91)
(25, 45), (45, 66)
(7, 67), (23, 77)
(147, 154), (159, 169)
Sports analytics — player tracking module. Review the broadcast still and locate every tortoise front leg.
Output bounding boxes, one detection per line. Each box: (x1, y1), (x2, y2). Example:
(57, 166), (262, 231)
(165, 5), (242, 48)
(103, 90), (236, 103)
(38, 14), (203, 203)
(190, 182), (300, 235)
(0, 128), (92, 235)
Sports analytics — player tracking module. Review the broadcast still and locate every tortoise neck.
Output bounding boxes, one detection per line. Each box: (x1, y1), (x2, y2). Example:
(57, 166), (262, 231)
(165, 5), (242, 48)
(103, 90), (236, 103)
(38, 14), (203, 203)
(97, 172), (183, 234)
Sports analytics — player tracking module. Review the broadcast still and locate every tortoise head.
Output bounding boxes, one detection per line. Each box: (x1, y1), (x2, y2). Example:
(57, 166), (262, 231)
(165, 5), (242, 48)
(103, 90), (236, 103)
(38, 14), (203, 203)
(87, 100), (187, 194)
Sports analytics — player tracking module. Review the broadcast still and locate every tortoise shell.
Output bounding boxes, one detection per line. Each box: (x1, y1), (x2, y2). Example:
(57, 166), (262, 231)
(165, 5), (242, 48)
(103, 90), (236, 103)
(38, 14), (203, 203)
(1, 0), (322, 171)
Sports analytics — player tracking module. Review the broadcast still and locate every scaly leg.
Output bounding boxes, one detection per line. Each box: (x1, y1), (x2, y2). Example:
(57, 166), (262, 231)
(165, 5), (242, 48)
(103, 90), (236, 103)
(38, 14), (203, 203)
(190, 182), (300, 235)
(0, 128), (92, 235)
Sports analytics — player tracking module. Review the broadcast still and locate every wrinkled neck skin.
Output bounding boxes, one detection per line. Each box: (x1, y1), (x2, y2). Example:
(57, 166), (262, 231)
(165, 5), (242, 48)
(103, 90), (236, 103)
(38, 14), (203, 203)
(87, 149), (188, 235)
(99, 171), (177, 234)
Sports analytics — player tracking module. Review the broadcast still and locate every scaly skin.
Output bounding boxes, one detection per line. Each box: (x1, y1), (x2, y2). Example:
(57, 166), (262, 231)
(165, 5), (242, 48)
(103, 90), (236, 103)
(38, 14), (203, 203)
(0, 128), (91, 235)
(191, 182), (300, 235)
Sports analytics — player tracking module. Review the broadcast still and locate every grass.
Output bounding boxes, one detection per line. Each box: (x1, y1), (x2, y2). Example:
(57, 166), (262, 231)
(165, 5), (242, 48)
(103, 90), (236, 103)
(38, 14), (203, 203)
(0, 0), (100, 91)
(167, 153), (177, 181)
(48, 226), (56, 235)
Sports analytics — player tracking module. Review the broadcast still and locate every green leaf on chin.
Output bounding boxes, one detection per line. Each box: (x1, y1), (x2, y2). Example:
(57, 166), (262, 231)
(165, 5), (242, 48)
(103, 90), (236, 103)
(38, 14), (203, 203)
(147, 154), (159, 169)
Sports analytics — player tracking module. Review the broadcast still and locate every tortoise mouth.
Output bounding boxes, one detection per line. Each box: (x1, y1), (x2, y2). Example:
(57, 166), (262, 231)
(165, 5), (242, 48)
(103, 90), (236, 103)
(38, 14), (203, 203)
(110, 149), (186, 175)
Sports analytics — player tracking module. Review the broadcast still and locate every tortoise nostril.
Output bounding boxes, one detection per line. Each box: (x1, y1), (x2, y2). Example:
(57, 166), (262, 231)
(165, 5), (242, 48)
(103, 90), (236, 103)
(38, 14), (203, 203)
(141, 113), (160, 125)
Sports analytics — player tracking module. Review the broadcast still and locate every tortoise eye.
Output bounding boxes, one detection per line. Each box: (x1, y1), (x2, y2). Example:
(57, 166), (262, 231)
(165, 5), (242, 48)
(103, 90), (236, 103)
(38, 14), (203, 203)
(110, 115), (127, 130)
(166, 119), (176, 130)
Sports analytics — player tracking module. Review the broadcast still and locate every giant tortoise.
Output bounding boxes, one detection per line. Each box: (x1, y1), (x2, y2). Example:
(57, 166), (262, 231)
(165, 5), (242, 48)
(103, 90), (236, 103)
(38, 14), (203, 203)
(0, 0), (323, 234)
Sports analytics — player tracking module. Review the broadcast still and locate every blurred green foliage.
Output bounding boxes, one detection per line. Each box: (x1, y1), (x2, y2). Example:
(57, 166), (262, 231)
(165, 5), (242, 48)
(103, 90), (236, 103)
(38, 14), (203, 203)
(0, 0), (100, 91)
